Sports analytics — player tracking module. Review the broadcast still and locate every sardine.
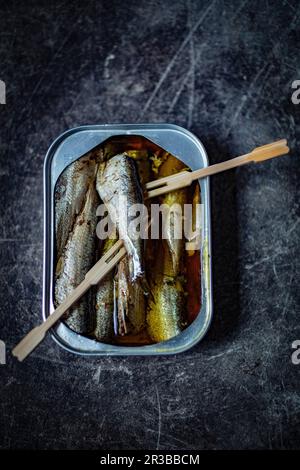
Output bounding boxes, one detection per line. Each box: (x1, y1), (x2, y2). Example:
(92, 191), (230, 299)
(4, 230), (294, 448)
(126, 149), (152, 186)
(93, 236), (117, 342)
(117, 257), (146, 335)
(146, 153), (188, 342)
(160, 189), (187, 275)
(96, 153), (144, 281)
(55, 182), (99, 334)
(55, 153), (97, 260)
(158, 156), (187, 275)
(147, 245), (185, 342)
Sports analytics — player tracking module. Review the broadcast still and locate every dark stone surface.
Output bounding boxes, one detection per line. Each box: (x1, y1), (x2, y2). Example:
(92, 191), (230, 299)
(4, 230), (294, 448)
(0, 0), (299, 450)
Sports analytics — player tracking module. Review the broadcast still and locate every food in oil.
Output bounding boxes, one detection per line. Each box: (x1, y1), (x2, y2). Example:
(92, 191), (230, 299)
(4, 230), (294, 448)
(54, 136), (201, 345)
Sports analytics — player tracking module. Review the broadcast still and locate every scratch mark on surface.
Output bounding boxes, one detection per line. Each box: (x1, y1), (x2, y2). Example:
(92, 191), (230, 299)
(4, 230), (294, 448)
(156, 432), (192, 449)
(168, 45), (205, 113)
(225, 64), (272, 138)
(272, 261), (279, 281)
(32, 353), (67, 366)
(139, 0), (216, 119)
(132, 57), (144, 74)
(93, 366), (102, 384)
(224, 6), (300, 138)
(155, 385), (161, 450)
(20, 3), (90, 122)
(281, 292), (290, 319)
(245, 250), (287, 270)
(206, 347), (240, 361)
(287, 218), (299, 236)
(284, 0), (296, 11)
(232, 0), (249, 20)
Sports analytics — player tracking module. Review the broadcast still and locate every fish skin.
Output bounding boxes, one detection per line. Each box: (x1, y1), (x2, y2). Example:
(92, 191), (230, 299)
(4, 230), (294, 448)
(147, 269), (185, 342)
(161, 189), (187, 275)
(157, 156), (187, 275)
(55, 182), (99, 334)
(117, 258), (130, 336)
(126, 149), (152, 186)
(117, 257), (146, 336)
(147, 154), (188, 343)
(55, 154), (97, 261)
(96, 153), (144, 281)
(94, 236), (117, 342)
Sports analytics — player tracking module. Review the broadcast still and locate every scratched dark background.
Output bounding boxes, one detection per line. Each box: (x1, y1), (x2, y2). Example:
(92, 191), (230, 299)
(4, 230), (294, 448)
(0, 0), (299, 450)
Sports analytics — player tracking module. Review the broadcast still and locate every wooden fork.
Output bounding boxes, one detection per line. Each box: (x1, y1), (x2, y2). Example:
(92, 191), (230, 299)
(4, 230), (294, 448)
(12, 139), (290, 361)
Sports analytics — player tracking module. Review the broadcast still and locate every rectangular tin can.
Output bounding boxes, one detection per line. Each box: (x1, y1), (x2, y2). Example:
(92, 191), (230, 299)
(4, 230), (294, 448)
(43, 124), (212, 355)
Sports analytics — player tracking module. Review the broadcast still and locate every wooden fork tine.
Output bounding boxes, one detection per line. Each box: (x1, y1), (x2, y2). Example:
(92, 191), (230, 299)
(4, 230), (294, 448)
(251, 139), (287, 153)
(251, 144), (289, 162)
(145, 171), (190, 189)
(89, 245), (126, 286)
(147, 178), (191, 198)
(92, 239), (123, 265)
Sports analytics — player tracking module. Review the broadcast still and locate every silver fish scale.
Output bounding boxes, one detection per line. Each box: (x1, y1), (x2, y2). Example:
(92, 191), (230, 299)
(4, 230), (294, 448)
(55, 182), (99, 334)
(55, 155), (97, 261)
(97, 153), (144, 281)
(94, 237), (116, 342)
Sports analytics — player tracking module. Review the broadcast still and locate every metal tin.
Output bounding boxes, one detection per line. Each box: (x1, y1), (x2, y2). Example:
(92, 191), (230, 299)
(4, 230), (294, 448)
(43, 124), (212, 355)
